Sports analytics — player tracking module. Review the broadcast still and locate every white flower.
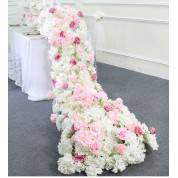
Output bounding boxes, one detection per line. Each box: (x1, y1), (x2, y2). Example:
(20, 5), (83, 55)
(57, 154), (75, 174)
(147, 134), (159, 150)
(94, 11), (105, 21)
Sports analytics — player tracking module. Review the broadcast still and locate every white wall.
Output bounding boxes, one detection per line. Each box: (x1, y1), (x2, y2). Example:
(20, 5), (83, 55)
(8, 0), (169, 79)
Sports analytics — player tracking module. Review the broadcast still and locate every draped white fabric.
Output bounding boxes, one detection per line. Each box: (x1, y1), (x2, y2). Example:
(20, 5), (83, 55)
(8, 27), (52, 101)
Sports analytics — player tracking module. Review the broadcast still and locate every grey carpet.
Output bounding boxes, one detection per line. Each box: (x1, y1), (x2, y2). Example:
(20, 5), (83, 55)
(8, 62), (169, 176)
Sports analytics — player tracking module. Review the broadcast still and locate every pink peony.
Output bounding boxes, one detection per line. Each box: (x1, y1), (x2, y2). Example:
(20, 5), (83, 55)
(116, 128), (129, 140)
(50, 114), (57, 123)
(51, 78), (57, 86)
(49, 7), (57, 13)
(62, 82), (68, 89)
(74, 36), (81, 44)
(116, 144), (127, 154)
(47, 91), (53, 99)
(89, 142), (100, 153)
(70, 59), (78, 66)
(104, 105), (113, 112)
(135, 126), (144, 136)
(74, 153), (86, 163)
(69, 21), (76, 28)
(149, 127), (156, 135)
(92, 73), (97, 81)
(55, 54), (61, 61)
(78, 10), (84, 17)
(90, 122), (100, 132)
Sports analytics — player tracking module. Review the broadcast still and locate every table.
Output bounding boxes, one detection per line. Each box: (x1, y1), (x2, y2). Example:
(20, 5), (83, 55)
(8, 27), (52, 101)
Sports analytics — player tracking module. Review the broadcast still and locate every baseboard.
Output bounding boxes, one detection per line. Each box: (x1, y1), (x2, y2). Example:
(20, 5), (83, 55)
(96, 50), (169, 80)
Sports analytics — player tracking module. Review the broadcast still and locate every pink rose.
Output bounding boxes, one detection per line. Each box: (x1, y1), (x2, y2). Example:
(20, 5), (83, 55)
(74, 36), (81, 45)
(126, 121), (138, 132)
(70, 59), (78, 66)
(62, 82), (68, 89)
(51, 78), (57, 86)
(135, 126), (144, 136)
(78, 10), (84, 17)
(116, 128), (129, 140)
(74, 153), (86, 163)
(69, 21), (76, 28)
(74, 18), (80, 25)
(89, 142), (100, 153)
(104, 105), (113, 112)
(92, 73), (97, 81)
(58, 31), (66, 38)
(50, 114), (57, 123)
(80, 63), (87, 71)
(55, 54), (61, 61)
(47, 91), (53, 99)
(149, 127), (156, 135)
(71, 124), (78, 133)
(49, 7), (57, 13)
(116, 144), (127, 154)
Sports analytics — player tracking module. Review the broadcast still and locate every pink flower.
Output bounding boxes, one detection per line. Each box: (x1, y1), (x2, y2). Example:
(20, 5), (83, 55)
(80, 63), (87, 71)
(70, 59), (78, 66)
(89, 142), (100, 153)
(74, 153), (86, 163)
(116, 144), (127, 154)
(50, 114), (57, 123)
(108, 109), (121, 125)
(90, 122), (100, 132)
(126, 121), (138, 132)
(58, 30), (66, 38)
(49, 7), (57, 13)
(115, 98), (124, 109)
(78, 10), (84, 17)
(98, 90), (108, 101)
(71, 124), (78, 133)
(63, 113), (68, 119)
(135, 126), (144, 136)
(116, 128), (129, 140)
(104, 105), (113, 112)
(74, 36), (81, 44)
(55, 54), (61, 61)
(92, 73), (97, 81)
(47, 91), (53, 99)
(149, 127), (156, 135)
(51, 78), (57, 86)
(69, 21), (76, 28)
(63, 64), (70, 72)
(69, 74), (77, 82)
(74, 18), (80, 25)
(62, 82), (68, 89)
(57, 37), (65, 45)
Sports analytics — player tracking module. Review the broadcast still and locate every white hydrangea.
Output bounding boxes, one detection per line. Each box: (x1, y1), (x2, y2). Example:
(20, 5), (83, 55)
(57, 154), (75, 174)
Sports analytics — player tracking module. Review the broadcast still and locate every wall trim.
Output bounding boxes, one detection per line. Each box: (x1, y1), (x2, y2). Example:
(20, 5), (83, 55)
(96, 48), (169, 66)
(60, 1), (75, 5)
(84, 14), (168, 24)
(83, 0), (169, 6)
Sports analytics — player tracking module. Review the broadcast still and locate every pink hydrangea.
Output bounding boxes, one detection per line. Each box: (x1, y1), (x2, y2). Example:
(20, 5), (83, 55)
(116, 128), (129, 140)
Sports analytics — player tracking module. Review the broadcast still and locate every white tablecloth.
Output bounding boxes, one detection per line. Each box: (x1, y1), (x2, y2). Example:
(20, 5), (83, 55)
(8, 27), (52, 101)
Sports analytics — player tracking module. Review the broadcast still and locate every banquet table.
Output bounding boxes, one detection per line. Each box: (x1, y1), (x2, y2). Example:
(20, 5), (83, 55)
(8, 27), (52, 101)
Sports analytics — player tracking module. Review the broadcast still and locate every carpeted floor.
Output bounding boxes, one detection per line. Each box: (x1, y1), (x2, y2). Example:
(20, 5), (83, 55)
(8, 62), (169, 176)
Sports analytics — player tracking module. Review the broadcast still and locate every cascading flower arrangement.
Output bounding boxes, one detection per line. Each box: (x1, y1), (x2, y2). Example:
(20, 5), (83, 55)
(38, 5), (158, 176)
